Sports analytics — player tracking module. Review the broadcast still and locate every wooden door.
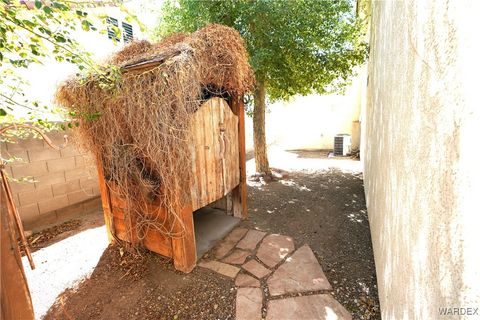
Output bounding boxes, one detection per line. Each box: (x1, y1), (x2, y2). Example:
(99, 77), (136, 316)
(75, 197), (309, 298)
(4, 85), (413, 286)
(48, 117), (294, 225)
(189, 97), (240, 210)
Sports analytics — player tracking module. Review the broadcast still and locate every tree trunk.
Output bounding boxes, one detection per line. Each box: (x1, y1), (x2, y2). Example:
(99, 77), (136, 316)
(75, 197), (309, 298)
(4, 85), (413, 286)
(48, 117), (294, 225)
(253, 81), (270, 174)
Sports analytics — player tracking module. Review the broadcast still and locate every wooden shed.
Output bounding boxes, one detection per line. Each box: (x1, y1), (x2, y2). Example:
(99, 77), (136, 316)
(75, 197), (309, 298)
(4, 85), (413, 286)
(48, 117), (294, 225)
(56, 24), (254, 273)
(97, 96), (247, 272)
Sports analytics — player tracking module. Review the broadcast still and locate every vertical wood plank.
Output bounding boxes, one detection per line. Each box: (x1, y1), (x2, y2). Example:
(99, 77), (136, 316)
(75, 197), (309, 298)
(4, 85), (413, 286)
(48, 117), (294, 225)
(194, 112), (204, 210)
(189, 139), (199, 209)
(218, 98), (226, 197)
(96, 157), (115, 242)
(231, 94), (248, 219)
(224, 102), (239, 195)
(189, 98), (239, 210)
(208, 98), (218, 204)
(1, 183), (35, 320)
(171, 203), (197, 273)
(198, 107), (207, 207)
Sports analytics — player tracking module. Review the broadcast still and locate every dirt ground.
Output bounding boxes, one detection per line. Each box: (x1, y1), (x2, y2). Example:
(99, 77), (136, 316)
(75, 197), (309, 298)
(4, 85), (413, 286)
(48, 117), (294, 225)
(23, 214), (104, 255)
(41, 150), (380, 320)
(45, 246), (237, 320)
(245, 151), (380, 319)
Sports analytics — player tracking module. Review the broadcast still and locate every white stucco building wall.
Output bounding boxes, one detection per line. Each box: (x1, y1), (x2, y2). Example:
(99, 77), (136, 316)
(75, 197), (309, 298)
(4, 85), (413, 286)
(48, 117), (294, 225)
(12, 5), (146, 120)
(364, 0), (480, 318)
(244, 75), (364, 153)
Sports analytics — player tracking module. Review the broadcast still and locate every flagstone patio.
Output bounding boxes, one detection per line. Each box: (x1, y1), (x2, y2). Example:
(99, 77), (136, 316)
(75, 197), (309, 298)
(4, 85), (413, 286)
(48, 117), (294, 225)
(199, 227), (352, 320)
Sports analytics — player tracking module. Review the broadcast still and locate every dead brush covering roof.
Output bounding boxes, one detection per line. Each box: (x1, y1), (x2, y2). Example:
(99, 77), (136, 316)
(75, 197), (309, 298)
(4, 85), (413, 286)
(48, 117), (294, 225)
(55, 24), (254, 247)
(111, 25), (254, 93)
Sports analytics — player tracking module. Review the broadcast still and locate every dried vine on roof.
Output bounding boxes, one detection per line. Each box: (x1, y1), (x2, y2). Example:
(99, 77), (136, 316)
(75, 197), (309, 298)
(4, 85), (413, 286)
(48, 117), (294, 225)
(55, 24), (254, 249)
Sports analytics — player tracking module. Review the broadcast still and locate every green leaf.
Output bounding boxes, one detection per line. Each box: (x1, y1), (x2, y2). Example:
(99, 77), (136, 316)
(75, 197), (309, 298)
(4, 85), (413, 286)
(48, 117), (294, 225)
(54, 34), (66, 43)
(43, 6), (52, 14)
(81, 20), (90, 31)
(52, 2), (69, 11)
(0, 109), (7, 116)
(34, 0), (42, 9)
(22, 19), (35, 28)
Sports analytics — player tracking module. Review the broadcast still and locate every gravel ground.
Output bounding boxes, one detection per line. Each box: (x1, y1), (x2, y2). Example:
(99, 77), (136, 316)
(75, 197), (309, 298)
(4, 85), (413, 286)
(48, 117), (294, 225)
(28, 148), (379, 320)
(244, 149), (380, 319)
(44, 246), (236, 320)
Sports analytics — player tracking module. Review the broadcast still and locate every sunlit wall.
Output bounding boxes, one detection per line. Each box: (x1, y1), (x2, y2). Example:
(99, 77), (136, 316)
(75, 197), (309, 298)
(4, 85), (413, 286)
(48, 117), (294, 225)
(245, 75), (364, 153)
(10, 6), (145, 121)
(364, 1), (480, 318)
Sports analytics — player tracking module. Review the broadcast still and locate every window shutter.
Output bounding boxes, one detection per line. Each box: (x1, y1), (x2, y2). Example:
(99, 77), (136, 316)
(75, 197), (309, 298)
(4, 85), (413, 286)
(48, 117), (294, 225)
(106, 17), (119, 41)
(122, 22), (134, 43)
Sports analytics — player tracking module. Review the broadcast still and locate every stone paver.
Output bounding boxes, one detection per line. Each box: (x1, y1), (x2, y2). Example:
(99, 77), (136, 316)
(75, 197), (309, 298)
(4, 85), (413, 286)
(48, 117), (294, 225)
(266, 294), (352, 320)
(236, 287), (263, 320)
(242, 259), (271, 279)
(202, 229), (351, 320)
(236, 229), (266, 251)
(214, 227), (248, 259)
(235, 274), (260, 287)
(267, 245), (332, 296)
(198, 260), (240, 278)
(223, 249), (250, 265)
(256, 234), (295, 268)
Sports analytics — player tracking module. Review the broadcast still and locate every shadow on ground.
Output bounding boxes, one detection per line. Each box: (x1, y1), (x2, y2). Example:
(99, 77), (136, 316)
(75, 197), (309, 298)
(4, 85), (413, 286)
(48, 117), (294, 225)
(44, 245), (236, 320)
(244, 149), (379, 318)
(29, 149), (379, 320)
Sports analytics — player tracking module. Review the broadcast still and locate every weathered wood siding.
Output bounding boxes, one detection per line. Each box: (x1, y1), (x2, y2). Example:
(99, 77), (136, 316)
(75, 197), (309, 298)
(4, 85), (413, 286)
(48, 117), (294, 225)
(98, 97), (241, 272)
(189, 97), (239, 210)
(108, 185), (173, 258)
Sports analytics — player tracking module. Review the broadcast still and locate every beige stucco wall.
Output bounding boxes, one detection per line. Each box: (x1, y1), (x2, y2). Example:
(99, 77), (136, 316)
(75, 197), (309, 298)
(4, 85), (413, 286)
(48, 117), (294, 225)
(244, 78), (363, 152)
(364, 0), (480, 318)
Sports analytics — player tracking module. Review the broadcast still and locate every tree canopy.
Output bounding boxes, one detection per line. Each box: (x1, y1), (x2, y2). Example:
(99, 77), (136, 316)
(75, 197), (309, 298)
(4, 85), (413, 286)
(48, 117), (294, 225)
(157, 0), (368, 101)
(157, 0), (367, 173)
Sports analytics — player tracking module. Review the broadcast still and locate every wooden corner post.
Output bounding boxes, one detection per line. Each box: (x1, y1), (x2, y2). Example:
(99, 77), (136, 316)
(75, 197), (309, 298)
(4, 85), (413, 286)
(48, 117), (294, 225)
(172, 203), (197, 272)
(231, 94), (248, 219)
(96, 157), (115, 243)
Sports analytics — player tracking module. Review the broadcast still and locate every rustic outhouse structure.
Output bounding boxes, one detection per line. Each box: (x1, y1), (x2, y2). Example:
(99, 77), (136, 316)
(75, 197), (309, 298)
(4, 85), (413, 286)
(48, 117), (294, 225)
(56, 24), (253, 272)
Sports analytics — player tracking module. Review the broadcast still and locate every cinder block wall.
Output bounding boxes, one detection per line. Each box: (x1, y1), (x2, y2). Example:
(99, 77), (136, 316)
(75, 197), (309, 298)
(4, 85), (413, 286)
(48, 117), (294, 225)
(1, 130), (101, 230)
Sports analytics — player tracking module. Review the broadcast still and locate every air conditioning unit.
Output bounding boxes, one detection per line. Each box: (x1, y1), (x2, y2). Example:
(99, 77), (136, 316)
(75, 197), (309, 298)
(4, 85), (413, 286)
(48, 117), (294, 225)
(334, 134), (351, 156)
